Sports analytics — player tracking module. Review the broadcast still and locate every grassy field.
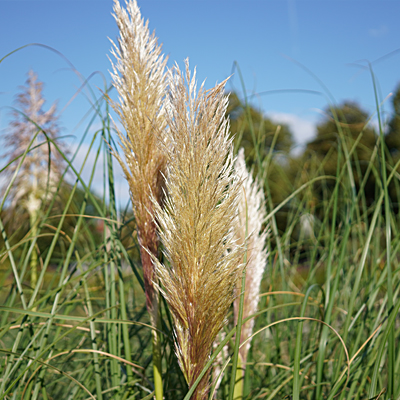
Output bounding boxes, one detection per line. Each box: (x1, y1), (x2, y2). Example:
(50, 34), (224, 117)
(1, 3), (400, 400)
(1, 82), (400, 399)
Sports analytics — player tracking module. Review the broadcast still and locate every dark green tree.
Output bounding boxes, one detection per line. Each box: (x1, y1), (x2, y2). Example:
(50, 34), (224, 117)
(385, 83), (400, 159)
(384, 83), (400, 210)
(306, 102), (376, 171)
(306, 103), (376, 173)
(227, 92), (293, 169)
(226, 92), (296, 241)
(303, 101), (377, 207)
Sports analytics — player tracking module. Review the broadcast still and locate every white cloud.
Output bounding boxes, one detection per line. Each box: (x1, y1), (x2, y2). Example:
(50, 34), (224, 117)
(369, 25), (389, 38)
(266, 111), (317, 153)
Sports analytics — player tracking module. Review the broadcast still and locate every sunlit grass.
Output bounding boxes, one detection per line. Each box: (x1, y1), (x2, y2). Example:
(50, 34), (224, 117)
(1, 7), (400, 400)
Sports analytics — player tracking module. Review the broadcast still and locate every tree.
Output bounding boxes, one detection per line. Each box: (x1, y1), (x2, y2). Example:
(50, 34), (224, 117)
(227, 92), (293, 169)
(225, 92), (296, 243)
(384, 83), (400, 209)
(385, 83), (400, 158)
(303, 101), (377, 205)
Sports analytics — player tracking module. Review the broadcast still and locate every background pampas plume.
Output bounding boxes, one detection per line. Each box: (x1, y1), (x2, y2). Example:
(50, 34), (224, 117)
(153, 60), (244, 400)
(233, 147), (268, 397)
(108, 0), (167, 398)
(3, 70), (64, 216)
(2, 69), (65, 293)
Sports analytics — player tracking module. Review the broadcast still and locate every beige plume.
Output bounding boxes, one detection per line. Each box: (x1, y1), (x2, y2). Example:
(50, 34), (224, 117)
(153, 60), (244, 400)
(109, 0), (168, 316)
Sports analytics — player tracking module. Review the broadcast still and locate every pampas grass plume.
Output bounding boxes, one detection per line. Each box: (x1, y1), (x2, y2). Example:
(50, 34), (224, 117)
(109, 0), (167, 315)
(109, 3), (167, 397)
(4, 69), (64, 212)
(233, 148), (268, 370)
(153, 61), (244, 400)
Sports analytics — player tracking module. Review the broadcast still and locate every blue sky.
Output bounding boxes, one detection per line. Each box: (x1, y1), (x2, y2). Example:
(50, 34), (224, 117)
(1, 0), (400, 202)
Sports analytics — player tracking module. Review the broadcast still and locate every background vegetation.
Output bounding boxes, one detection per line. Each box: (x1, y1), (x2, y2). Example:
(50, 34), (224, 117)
(1, 45), (400, 399)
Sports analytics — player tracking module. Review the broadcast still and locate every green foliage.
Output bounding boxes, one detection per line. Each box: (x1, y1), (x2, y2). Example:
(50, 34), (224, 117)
(305, 101), (377, 188)
(285, 101), (379, 228)
(385, 83), (400, 158)
(2, 45), (400, 400)
(227, 92), (293, 164)
(1, 183), (106, 268)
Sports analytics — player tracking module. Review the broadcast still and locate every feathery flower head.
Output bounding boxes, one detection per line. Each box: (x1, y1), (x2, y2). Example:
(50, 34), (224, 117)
(109, 0), (168, 314)
(233, 148), (268, 368)
(3, 69), (64, 214)
(153, 60), (244, 400)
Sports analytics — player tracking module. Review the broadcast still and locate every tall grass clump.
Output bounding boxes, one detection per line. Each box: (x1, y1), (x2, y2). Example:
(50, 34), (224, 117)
(2, 1), (400, 399)
(109, 0), (168, 397)
(152, 61), (244, 400)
